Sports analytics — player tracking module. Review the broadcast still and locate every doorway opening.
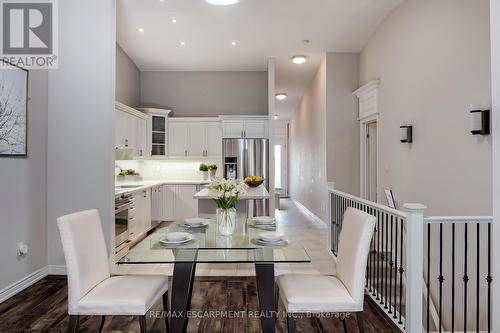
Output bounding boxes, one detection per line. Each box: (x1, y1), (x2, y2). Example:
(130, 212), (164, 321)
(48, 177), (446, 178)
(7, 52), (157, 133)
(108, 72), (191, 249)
(360, 118), (378, 202)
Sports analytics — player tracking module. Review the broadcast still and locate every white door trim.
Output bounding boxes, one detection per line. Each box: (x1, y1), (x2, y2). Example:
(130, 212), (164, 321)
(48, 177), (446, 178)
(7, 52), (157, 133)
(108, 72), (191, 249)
(359, 115), (379, 200)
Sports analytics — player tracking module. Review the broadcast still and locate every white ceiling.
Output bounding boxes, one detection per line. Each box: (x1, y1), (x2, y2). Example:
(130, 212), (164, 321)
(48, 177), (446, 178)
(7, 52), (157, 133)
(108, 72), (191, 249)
(117, 0), (402, 118)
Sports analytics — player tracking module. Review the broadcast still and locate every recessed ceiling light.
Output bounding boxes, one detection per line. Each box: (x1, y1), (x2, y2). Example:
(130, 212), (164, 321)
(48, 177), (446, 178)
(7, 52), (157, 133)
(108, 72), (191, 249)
(171, 18), (177, 23)
(275, 93), (287, 100)
(159, 0), (165, 2)
(206, 0), (240, 5)
(138, 28), (144, 33)
(180, 41), (186, 46)
(231, 41), (236, 46)
(291, 55), (307, 64)
(274, 115), (279, 120)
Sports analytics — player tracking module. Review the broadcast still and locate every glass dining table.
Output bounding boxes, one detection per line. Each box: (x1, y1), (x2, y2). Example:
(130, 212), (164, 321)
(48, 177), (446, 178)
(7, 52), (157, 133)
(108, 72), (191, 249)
(117, 214), (311, 333)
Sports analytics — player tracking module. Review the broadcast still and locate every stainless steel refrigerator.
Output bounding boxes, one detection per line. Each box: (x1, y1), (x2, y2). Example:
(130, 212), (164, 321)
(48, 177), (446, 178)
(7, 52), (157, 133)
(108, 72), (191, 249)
(223, 138), (269, 216)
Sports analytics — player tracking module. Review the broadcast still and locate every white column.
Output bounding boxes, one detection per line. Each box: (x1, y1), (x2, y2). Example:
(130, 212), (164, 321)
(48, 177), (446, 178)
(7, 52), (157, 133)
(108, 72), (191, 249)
(490, 1), (500, 331)
(404, 203), (426, 333)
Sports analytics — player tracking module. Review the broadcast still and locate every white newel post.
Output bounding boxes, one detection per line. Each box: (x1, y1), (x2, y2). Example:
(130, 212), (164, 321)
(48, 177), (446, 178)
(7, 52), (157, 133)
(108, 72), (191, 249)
(404, 203), (426, 333)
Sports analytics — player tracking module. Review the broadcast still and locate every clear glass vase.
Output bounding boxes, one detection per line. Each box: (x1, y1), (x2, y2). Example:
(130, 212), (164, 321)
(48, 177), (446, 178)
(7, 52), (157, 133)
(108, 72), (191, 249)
(217, 207), (236, 236)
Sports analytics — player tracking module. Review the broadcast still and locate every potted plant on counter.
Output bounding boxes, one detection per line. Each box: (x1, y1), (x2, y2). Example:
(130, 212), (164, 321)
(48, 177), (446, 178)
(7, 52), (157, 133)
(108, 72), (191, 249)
(207, 164), (218, 180)
(208, 177), (246, 236)
(116, 169), (141, 182)
(199, 163), (209, 180)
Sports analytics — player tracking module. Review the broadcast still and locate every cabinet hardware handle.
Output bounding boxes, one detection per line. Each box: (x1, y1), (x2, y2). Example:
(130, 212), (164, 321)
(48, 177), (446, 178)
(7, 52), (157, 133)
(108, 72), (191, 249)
(241, 131), (243, 138)
(185, 150), (187, 156)
(125, 139), (129, 147)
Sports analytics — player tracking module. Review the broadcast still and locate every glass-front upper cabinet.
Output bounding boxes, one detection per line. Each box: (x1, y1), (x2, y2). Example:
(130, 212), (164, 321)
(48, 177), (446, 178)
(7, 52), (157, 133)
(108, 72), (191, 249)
(138, 108), (172, 158)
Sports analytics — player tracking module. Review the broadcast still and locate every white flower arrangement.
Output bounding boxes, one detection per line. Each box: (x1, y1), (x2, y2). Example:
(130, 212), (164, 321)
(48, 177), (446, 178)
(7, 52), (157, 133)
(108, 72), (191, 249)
(207, 177), (246, 209)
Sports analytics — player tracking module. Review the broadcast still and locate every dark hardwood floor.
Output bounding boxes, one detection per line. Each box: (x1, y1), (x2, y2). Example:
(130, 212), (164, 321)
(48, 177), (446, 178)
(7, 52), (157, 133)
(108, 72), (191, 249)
(0, 275), (399, 332)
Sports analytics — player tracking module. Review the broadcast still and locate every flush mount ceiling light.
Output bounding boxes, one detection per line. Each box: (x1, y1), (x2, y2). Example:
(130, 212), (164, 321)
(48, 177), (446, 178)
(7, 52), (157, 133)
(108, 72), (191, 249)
(291, 55), (307, 64)
(275, 93), (287, 100)
(206, 0), (240, 5)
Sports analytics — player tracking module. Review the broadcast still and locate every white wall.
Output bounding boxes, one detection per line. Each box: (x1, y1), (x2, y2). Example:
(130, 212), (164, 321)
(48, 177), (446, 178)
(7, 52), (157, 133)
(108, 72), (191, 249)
(490, 0), (500, 330)
(326, 53), (360, 195)
(141, 71), (268, 116)
(116, 44), (140, 106)
(289, 58), (328, 222)
(47, 0), (116, 267)
(0, 71), (48, 292)
(360, 0), (492, 215)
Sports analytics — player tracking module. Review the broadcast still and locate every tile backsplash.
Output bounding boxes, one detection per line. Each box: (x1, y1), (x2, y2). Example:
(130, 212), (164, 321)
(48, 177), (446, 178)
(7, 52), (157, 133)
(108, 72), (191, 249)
(115, 158), (222, 181)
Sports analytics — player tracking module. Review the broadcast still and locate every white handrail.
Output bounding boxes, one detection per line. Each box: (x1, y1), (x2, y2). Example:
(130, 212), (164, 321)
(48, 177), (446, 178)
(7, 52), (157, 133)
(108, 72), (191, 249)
(329, 188), (408, 219)
(424, 216), (493, 224)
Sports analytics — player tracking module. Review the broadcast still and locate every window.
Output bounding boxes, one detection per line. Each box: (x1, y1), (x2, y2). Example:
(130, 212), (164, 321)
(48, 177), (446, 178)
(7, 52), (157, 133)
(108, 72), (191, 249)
(274, 145), (282, 189)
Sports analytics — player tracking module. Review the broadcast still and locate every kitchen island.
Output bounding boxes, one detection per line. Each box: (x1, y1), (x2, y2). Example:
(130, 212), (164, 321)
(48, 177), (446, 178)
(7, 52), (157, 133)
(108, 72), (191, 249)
(194, 185), (270, 217)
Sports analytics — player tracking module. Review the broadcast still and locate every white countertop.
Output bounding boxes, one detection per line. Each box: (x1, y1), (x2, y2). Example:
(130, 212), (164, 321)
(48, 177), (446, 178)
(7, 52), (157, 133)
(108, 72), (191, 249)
(115, 180), (210, 196)
(193, 186), (270, 200)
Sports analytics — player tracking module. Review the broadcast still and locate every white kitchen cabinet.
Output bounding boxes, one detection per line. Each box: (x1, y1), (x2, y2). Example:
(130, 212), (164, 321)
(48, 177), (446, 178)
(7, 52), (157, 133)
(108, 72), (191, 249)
(168, 122), (189, 157)
(176, 185), (199, 219)
(160, 184), (199, 220)
(115, 102), (149, 159)
(168, 119), (222, 157)
(221, 117), (269, 139)
(244, 120), (268, 138)
(130, 189), (152, 241)
(205, 121), (222, 156)
(222, 120), (245, 138)
(151, 186), (162, 224)
(187, 122), (206, 156)
(139, 108), (172, 158)
(161, 185), (177, 221)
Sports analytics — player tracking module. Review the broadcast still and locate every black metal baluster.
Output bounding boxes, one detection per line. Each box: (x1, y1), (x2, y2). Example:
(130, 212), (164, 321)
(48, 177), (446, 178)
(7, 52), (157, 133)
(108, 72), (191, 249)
(476, 223), (480, 333)
(393, 217), (399, 319)
(452, 223), (455, 333)
(464, 223), (469, 332)
(379, 210), (384, 305)
(487, 223), (492, 333)
(427, 223), (431, 333)
(384, 212), (389, 309)
(388, 215), (394, 314)
(398, 217), (404, 325)
(376, 208), (381, 300)
(438, 224), (443, 333)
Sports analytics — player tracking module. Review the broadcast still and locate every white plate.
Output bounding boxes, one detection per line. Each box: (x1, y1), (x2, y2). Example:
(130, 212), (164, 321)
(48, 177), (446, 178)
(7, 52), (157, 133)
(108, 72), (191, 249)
(258, 232), (284, 242)
(184, 217), (207, 226)
(159, 232), (193, 244)
(253, 216), (276, 224)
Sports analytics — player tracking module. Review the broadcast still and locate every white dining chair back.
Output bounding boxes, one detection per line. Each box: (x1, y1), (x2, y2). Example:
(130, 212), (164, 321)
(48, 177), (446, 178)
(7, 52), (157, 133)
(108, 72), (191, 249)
(57, 209), (111, 313)
(336, 207), (377, 308)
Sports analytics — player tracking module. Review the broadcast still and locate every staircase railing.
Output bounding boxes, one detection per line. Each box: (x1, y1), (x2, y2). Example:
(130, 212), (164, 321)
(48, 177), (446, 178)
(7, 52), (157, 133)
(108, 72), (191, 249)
(328, 187), (493, 333)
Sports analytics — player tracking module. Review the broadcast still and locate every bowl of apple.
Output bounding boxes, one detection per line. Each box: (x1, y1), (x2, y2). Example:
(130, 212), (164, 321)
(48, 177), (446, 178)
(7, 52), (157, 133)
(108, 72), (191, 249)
(244, 176), (264, 188)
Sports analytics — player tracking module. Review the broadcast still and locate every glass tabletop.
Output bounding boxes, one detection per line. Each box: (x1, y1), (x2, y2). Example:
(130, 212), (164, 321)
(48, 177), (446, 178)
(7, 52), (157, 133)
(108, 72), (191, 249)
(118, 214), (311, 264)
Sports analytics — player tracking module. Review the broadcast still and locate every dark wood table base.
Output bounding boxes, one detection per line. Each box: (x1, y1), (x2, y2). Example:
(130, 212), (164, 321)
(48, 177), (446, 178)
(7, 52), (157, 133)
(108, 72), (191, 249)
(169, 262), (277, 333)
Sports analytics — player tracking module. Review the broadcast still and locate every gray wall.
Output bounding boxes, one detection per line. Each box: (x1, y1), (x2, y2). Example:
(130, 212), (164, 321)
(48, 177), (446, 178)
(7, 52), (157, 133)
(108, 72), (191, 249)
(140, 71), (268, 116)
(289, 58), (328, 222)
(47, 0), (115, 267)
(360, 0), (492, 216)
(0, 71), (48, 291)
(326, 53), (360, 195)
(116, 44), (140, 106)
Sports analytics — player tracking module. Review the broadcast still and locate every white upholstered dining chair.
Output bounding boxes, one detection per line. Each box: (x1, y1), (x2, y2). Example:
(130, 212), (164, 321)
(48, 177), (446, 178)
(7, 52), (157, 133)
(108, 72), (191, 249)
(57, 209), (169, 333)
(277, 207), (376, 333)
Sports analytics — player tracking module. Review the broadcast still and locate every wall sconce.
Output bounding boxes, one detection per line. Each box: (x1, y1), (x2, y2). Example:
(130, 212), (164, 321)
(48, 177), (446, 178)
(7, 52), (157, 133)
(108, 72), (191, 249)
(469, 109), (490, 135)
(400, 125), (412, 143)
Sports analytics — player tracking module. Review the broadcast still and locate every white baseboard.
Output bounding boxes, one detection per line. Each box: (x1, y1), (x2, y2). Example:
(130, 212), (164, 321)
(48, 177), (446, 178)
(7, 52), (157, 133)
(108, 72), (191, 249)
(0, 266), (48, 303)
(48, 265), (67, 275)
(292, 199), (328, 228)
